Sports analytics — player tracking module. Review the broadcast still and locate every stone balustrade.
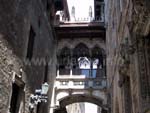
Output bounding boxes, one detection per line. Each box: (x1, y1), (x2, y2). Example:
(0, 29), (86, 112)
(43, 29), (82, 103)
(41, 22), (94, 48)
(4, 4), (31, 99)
(55, 74), (107, 90)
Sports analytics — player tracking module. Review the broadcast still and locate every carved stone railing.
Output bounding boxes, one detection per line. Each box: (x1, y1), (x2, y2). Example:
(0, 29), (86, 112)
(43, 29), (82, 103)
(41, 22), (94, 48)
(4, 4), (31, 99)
(55, 75), (107, 90)
(57, 69), (105, 78)
(54, 4), (105, 24)
(58, 16), (105, 23)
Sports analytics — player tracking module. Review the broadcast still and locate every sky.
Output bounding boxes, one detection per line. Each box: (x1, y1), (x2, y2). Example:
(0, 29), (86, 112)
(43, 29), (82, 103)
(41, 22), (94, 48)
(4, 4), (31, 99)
(85, 102), (98, 113)
(67, 0), (95, 19)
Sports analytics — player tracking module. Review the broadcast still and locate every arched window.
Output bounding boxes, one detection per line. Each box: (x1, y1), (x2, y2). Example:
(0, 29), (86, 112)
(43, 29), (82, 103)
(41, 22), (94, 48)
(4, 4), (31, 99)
(73, 43), (90, 68)
(92, 46), (103, 68)
(57, 44), (106, 78)
(58, 47), (71, 75)
(73, 43), (89, 57)
(92, 46), (105, 78)
(72, 43), (90, 76)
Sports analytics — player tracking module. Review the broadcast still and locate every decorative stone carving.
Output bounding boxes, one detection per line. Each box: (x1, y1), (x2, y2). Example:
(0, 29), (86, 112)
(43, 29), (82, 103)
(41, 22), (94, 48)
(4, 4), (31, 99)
(118, 37), (136, 87)
(118, 38), (135, 74)
(130, 0), (150, 36)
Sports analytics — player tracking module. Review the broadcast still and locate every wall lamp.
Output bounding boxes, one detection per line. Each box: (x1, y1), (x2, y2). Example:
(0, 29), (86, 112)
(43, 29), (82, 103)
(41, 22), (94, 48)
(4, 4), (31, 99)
(29, 82), (49, 112)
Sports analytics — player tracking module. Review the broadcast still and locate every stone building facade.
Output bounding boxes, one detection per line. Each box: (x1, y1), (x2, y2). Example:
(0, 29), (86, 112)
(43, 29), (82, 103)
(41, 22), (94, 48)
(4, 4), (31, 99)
(0, 0), (150, 113)
(106, 0), (150, 113)
(0, 0), (56, 113)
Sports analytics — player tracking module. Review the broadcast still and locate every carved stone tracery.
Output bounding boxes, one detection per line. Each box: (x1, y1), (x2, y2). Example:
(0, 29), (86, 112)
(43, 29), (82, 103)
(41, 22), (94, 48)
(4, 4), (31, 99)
(118, 38), (135, 79)
(130, 0), (150, 36)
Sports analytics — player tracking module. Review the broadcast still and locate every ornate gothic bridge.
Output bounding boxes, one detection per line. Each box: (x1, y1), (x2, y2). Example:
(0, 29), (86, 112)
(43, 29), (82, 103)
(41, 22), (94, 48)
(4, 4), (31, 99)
(51, 3), (107, 111)
(50, 68), (108, 113)
(50, 42), (108, 113)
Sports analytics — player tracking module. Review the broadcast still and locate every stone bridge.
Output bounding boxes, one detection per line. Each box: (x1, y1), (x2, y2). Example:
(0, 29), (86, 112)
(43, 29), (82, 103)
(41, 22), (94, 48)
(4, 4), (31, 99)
(50, 69), (108, 113)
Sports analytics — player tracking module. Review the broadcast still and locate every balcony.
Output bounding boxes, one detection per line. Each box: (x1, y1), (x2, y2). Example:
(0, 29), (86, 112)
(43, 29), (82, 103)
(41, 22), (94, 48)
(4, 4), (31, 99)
(54, 3), (105, 25)
(55, 16), (105, 24)
(55, 69), (106, 90)
(57, 69), (105, 78)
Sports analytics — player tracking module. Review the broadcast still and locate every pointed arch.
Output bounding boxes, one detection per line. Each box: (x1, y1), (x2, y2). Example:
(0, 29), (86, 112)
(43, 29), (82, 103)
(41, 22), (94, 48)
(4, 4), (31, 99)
(59, 47), (71, 57)
(91, 45), (105, 58)
(91, 46), (104, 68)
(73, 43), (89, 57)
(58, 47), (71, 75)
(72, 43), (90, 76)
(91, 45), (106, 78)
(59, 94), (107, 109)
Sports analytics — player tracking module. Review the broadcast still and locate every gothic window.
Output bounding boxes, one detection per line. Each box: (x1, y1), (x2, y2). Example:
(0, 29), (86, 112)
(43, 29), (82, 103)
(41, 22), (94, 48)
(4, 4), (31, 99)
(92, 46), (105, 78)
(72, 43), (90, 76)
(73, 43), (90, 66)
(58, 47), (71, 75)
(92, 46), (103, 68)
(57, 44), (106, 78)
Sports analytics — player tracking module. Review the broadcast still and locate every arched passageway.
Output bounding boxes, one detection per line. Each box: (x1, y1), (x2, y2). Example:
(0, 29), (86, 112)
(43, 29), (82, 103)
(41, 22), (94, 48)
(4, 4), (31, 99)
(53, 94), (108, 113)
(59, 94), (104, 108)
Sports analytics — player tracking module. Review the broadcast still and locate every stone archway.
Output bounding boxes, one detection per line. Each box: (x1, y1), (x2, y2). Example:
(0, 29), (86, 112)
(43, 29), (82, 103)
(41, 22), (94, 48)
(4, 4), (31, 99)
(54, 94), (108, 113)
(58, 94), (107, 110)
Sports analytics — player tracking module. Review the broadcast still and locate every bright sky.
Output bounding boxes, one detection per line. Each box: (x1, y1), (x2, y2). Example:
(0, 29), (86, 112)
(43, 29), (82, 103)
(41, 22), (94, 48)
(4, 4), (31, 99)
(85, 102), (98, 113)
(67, 0), (95, 19)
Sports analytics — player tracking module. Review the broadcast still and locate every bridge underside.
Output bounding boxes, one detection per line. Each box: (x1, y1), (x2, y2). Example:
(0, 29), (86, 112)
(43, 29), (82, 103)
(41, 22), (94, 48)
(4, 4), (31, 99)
(53, 94), (108, 113)
(54, 107), (108, 113)
(60, 94), (103, 107)
(59, 94), (107, 109)
(53, 95), (108, 113)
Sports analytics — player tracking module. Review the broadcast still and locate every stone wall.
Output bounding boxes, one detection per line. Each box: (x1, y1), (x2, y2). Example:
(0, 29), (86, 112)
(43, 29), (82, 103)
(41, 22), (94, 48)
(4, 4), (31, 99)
(0, 35), (23, 113)
(106, 0), (150, 113)
(0, 0), (55, 113)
